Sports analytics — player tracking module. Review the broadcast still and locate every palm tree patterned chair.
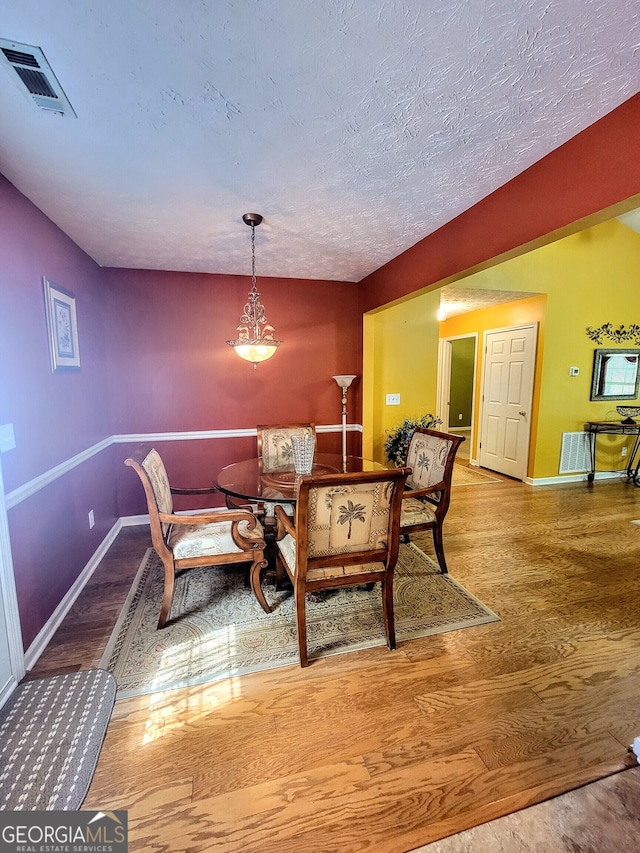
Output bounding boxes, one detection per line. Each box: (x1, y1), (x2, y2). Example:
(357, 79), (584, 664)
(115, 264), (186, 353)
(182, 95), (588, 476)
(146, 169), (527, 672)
(126, 447), (269, 627)
(273, 467), (409, 666)
(400, 427), (465, 574)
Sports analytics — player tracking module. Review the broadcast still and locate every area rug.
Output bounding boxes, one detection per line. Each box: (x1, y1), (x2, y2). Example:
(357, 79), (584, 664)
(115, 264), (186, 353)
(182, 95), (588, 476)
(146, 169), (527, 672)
(452, 464), (501, 485)
(100, 544), (499, 699)
(0, 669), (116, 809)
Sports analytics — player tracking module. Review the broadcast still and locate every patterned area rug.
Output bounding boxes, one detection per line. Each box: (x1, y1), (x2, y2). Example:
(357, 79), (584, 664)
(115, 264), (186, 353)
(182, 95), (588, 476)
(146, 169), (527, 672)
(452, 464), (501, 485)
(0, 669), (116, 809)
(101, 544), (499, 699)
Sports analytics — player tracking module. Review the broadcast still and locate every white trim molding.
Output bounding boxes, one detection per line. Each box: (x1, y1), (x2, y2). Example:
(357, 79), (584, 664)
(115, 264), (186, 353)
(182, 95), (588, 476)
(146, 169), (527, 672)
(0, 458), (25, 701)
(4, 437), (112, 510)
(4, 425), (362, 510)
(525, 471), (626, 486)
(24, 518), (123, 670)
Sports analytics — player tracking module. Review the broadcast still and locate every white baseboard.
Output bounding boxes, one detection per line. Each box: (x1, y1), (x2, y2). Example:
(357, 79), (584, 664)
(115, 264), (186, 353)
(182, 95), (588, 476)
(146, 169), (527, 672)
(468, 461), (625, 487)
(23, 518), (123, 671)
(525, 471), (625, 486)
(120, 514), (149, 527)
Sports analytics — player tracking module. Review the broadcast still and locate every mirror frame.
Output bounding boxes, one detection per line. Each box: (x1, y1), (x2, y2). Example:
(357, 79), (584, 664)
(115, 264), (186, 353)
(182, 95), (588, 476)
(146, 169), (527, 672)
(590, 348), (640, 401)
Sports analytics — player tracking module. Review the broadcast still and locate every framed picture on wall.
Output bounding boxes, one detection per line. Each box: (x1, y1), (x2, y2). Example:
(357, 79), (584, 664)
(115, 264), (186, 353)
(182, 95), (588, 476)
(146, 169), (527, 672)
(43, 277), (81, 371)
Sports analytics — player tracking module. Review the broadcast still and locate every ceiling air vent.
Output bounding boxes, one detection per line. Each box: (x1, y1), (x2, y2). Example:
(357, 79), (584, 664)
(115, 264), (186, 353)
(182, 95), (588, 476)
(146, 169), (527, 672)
(0, 38), (76, 117)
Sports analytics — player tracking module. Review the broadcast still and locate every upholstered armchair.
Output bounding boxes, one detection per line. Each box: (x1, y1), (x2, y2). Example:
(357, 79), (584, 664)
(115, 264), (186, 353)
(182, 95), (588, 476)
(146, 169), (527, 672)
(257, 423), (317, 471)
(400, 427), (465, 574)
(125, 447), (268, 628)
(225, 423), (317, 518)
(273, 467), (410, 667)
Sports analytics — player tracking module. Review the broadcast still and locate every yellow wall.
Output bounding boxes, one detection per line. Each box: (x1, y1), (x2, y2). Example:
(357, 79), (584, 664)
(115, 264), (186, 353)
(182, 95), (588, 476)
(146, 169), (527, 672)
(363, 289), (440, 462)
(365, 217), (640, 479)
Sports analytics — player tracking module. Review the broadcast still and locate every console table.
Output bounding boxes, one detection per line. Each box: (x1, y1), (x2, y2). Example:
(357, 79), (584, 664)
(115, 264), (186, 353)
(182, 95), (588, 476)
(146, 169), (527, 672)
(584, 421), (640, 485)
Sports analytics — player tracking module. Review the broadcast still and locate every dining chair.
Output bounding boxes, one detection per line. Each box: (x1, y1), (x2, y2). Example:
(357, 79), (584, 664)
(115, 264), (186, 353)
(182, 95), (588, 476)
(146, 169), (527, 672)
(273, 467), (410, 667)
(400, 427), (465, 574)
(125, 447), (269, 628)
(257, 423), (317, 471)
(226, 423), (319, 519)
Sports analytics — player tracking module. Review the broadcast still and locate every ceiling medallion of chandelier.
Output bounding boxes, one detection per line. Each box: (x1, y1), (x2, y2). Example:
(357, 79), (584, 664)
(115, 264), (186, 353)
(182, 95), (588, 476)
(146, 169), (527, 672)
(227, 213), (283, 368)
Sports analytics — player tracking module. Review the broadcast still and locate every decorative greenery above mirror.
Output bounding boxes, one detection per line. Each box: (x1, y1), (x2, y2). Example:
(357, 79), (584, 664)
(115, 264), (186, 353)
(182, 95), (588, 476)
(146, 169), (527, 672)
(590, 348), (640, 401)
(586, 323), (640, 345)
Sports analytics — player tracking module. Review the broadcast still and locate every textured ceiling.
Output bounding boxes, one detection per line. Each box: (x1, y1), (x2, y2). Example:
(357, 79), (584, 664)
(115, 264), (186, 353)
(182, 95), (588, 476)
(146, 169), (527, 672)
(0, 1), (638, 282)
(439, 286), (541, 319)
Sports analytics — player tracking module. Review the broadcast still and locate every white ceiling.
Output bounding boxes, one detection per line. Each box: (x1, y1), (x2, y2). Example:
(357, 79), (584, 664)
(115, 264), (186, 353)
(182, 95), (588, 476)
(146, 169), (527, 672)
(0, 1), (638, 282)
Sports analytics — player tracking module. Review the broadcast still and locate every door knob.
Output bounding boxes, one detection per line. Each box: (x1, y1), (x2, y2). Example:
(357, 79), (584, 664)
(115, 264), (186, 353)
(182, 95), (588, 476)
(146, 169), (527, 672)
(518, 411), (526, 417)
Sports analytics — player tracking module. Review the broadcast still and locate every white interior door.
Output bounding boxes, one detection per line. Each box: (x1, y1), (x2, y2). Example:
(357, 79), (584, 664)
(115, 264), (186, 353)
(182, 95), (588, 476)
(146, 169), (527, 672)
(479, 324), (537, 480)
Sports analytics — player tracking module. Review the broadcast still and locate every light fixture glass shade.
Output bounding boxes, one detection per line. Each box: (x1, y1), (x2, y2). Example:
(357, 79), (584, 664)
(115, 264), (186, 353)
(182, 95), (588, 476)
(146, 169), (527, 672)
(333, 374), (357, 389)
(232, 342), (280, 364)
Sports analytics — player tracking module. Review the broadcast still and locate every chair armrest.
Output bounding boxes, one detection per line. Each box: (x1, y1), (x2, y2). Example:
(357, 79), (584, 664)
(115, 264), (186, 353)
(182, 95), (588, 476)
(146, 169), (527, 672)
(159, 509), (265, 551)
(158, 508), (260, 528)
(274, 504), (296, 540)
(170, 486), (218, 496)
(403, 481), (446, 501)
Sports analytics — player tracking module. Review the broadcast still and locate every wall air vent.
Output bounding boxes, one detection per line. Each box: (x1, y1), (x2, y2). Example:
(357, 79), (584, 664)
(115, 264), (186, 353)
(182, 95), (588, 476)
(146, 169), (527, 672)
(559, 432), (591, 474)
(0, 38), (76, 117)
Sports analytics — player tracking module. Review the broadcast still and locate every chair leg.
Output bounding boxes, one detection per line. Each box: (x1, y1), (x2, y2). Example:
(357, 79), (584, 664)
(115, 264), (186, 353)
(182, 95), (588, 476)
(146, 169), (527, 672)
(158, 557), (175, 629)
(275, 552), (286, 591)
(250, 555), (271, 613)
(294, 584), (309, 667)
(433, 524), (448, 574)
(381, 575), (396, 651)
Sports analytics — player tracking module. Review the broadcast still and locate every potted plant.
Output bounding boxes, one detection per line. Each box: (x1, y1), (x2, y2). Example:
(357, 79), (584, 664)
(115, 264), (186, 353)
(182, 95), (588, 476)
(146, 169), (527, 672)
(384, 414), (441, 466)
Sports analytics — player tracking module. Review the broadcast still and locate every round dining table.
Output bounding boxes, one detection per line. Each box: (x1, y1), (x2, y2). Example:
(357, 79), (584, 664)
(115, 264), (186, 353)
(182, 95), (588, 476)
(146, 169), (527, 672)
(216, 453), (386, 509)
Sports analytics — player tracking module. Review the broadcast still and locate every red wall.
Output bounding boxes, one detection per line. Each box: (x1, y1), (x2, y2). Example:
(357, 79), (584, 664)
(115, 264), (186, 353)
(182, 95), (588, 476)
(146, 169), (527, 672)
(101, 268), (362, 516)
(359, 92), (640, 312)
(0, 174), (117, 650)
(101, 268), (361, 433)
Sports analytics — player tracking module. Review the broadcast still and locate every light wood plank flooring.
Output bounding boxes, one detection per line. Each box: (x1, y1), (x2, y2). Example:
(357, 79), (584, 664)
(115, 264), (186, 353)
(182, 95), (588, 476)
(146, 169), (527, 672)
(28, 473), (640, 852)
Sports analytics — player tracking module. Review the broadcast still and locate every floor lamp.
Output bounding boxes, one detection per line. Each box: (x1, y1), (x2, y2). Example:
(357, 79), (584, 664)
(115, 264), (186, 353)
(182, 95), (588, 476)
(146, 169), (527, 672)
(333, 375), (357, 470)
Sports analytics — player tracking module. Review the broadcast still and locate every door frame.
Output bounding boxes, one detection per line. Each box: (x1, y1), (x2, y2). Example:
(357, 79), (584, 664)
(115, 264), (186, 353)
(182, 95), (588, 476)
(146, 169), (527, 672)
(478, 322), (538, 481)
(0, 457), (25, 707)
(437, 332), (478, 458)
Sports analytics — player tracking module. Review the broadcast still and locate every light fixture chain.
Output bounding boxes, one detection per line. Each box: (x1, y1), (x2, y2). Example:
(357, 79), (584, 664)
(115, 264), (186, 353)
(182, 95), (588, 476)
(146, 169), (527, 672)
(251, 223), (257, 289)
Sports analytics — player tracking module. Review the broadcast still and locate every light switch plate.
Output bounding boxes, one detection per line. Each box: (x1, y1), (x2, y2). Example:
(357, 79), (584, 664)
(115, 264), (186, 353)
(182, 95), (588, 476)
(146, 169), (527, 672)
(386, 393), (401, 405)
(0, 423), (16, 452)
(569, 366), (579, 376)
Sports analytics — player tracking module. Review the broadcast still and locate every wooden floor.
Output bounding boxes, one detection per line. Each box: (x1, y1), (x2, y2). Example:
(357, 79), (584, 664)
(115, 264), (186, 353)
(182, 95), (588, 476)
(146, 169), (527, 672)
(29, 473), (640, 853)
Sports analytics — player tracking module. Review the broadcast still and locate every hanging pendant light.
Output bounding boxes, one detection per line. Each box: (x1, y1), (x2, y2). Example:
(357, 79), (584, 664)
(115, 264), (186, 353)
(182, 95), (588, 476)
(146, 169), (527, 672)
(227, 213), (282, 368)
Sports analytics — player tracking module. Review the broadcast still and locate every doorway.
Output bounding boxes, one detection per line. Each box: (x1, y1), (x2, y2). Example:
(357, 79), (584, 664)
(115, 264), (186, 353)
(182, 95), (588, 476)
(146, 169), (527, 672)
(437, 334), (478, 462)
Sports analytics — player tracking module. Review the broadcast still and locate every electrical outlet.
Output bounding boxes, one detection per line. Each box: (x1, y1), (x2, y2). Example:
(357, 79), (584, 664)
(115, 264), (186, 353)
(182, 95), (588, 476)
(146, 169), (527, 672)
(622, 446), (628, 457)
(385, 393), (400, 406)
(458, 413), (463, 420)
(88, 510), (95, 529)
(0, 423), (16, 452)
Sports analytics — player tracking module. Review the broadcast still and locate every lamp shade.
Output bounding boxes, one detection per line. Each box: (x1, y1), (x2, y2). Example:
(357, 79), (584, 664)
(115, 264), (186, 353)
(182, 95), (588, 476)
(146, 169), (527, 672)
(333, 374), (357, 389)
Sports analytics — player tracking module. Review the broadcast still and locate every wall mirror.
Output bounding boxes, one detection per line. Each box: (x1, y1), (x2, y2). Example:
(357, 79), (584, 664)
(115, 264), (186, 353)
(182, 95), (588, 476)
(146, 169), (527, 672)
(590, 348), (640, 401)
